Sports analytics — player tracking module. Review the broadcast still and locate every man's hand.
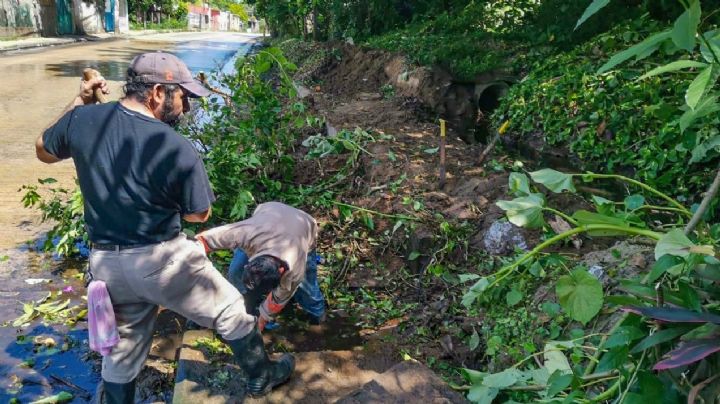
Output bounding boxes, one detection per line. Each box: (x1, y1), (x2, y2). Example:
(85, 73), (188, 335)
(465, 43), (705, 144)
(78, 76), (109, 105)
(258, 292), (285, 332)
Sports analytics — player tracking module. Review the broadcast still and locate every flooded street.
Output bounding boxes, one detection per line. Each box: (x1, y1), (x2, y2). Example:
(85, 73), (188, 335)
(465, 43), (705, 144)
(0, 32), (258, 402)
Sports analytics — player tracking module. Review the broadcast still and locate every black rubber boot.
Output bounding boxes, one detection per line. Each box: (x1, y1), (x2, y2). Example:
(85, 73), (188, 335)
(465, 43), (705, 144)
(226, 325), (295, 397)
(103, 380), (136, 404)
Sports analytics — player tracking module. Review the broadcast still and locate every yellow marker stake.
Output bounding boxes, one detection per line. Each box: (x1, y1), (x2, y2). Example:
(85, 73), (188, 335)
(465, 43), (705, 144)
(439, 119), (446, 190)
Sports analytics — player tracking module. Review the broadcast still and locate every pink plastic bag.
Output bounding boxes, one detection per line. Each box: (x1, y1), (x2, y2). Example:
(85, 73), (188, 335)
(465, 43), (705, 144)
(87, 280), (119, 356)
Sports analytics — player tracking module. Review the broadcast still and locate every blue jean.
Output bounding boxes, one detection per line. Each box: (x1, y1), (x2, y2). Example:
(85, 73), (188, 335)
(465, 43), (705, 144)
(228, 249), (326, 318)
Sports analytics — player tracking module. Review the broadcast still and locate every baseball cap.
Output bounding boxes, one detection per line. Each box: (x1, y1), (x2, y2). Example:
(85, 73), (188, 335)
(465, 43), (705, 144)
(128, 51), (211, 98)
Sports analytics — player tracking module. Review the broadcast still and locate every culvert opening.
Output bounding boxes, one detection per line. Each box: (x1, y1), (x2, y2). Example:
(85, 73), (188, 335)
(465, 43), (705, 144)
(473, 82), (510, 143)
(477, 82), (509, 113)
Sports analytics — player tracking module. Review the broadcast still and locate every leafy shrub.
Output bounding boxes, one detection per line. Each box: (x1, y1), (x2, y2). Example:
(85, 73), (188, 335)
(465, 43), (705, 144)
(463, 168), (719, 402)
(182, 47), (316, 223)
(493, 16), (718, 200)
(21, 179), (87, 258)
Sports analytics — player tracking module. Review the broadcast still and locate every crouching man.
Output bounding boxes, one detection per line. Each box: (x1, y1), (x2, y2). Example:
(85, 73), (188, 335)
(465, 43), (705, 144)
(197, 202), (326, 330)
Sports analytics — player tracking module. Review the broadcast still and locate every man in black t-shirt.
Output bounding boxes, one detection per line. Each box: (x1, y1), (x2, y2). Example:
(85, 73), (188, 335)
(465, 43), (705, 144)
(35, 52), (294, 403)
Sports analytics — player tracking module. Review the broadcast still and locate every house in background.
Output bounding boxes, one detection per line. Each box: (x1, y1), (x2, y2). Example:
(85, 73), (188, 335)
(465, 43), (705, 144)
(187, 3), (210, 30)
(0, 0), (127, 38)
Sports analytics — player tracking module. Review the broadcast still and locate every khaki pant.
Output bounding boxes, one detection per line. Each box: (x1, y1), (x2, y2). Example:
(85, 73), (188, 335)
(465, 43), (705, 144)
(88, 233), (255, 383)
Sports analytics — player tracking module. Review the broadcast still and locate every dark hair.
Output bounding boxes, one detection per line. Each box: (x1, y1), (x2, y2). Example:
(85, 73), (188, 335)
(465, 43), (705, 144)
(242, 255), (284, 296)
(124, 67), (179, 103)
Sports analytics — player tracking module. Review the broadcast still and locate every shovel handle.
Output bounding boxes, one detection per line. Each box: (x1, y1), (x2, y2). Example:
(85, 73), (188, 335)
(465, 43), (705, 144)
(82, 68), (108, 104)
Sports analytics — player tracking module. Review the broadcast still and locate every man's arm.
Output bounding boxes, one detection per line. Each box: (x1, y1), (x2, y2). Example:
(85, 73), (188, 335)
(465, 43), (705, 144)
(36, 77), (109, 164)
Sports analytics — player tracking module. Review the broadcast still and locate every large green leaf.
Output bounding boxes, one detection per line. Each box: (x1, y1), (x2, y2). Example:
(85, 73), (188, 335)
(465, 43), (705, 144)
(631, 326), (701, 354)
(671, 0), (701, 51)
(700, 30), (720, 63)
(639, 60), (708, 80)
(604, 326), (645, 348)
(597, 30), (672, 74)
(690, 135), (720, 164)
(482, 368), (522, 388)
(556, 268), (603, 325)
(655, 229), (715, 259)
(546, 371), (574, 398)
(575, 0), (611, 29)
(30, 392), (73, 404)
(462, 277), (490, 308)
(597, 345), (629, 372)
(530, 169), (576, 193)
(647, 254), (685, 283)
(508, 172), (531, 196)
(679, 95), (720, 133)
(496, 195), (545, 228)
(685, 65), (714, 110)
(544, 341), (573, 375)
(467, 385), (498, 404)
(624, 194), (645, 210)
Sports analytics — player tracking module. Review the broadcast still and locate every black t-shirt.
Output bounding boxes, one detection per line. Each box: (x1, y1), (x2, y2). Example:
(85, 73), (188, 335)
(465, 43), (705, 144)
(43, 102), (215, 244)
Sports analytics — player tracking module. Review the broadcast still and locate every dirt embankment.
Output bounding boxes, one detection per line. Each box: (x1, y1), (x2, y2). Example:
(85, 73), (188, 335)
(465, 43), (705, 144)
(283, 40), (639, 375)
(285, 42), (530, 370)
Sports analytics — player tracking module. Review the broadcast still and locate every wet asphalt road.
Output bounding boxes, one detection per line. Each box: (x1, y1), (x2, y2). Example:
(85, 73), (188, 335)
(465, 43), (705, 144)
(0, 32), (257, 402)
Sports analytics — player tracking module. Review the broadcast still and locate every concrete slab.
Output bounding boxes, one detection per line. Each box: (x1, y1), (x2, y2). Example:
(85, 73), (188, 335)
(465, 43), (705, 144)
(174, 329), (397, 404)
(172, 329), (246, 404)
(336, 361), (469, 404)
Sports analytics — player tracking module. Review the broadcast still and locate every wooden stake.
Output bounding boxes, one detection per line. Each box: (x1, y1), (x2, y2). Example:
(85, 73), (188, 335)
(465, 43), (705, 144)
(439, 119), (446, 190)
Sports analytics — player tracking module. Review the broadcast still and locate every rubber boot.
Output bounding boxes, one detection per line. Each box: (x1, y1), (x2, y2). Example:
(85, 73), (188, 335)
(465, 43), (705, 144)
(226, 325), (295, 397)
(103, 380), (136, 404)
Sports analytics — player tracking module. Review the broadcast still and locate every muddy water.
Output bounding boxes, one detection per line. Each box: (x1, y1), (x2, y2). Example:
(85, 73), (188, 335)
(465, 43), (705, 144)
(0, 32), (257, 402)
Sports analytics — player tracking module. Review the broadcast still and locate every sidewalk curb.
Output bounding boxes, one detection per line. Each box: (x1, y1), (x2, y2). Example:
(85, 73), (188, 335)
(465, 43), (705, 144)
(0, 30), (189, 54)
(0, 35), (116, 54)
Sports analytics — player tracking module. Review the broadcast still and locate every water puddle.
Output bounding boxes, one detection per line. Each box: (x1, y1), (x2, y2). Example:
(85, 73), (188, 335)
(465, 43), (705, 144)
(0, 249), (96, 403)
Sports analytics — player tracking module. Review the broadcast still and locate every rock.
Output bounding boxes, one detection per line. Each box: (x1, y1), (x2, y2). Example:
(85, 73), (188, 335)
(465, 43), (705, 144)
(588, 265), (606, 281)
(482, 221), (528, 255)
(294, 83), (312, 99)
(581, 241), (654, 282)
(629, 254), (647, 269)
(336, 361), (469, 403)
(407, 226), (434, 274)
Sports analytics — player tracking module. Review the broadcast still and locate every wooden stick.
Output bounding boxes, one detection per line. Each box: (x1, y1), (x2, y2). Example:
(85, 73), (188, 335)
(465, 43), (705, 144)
(439, 119), (446, 190)
(478, 120), (509, 166)
(50, 374), (91, 400)
(81, 68), (108, 103)
(196, 72), (233, 102)
(684, 164), (720, 235)
(477, 131), (500, 166)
